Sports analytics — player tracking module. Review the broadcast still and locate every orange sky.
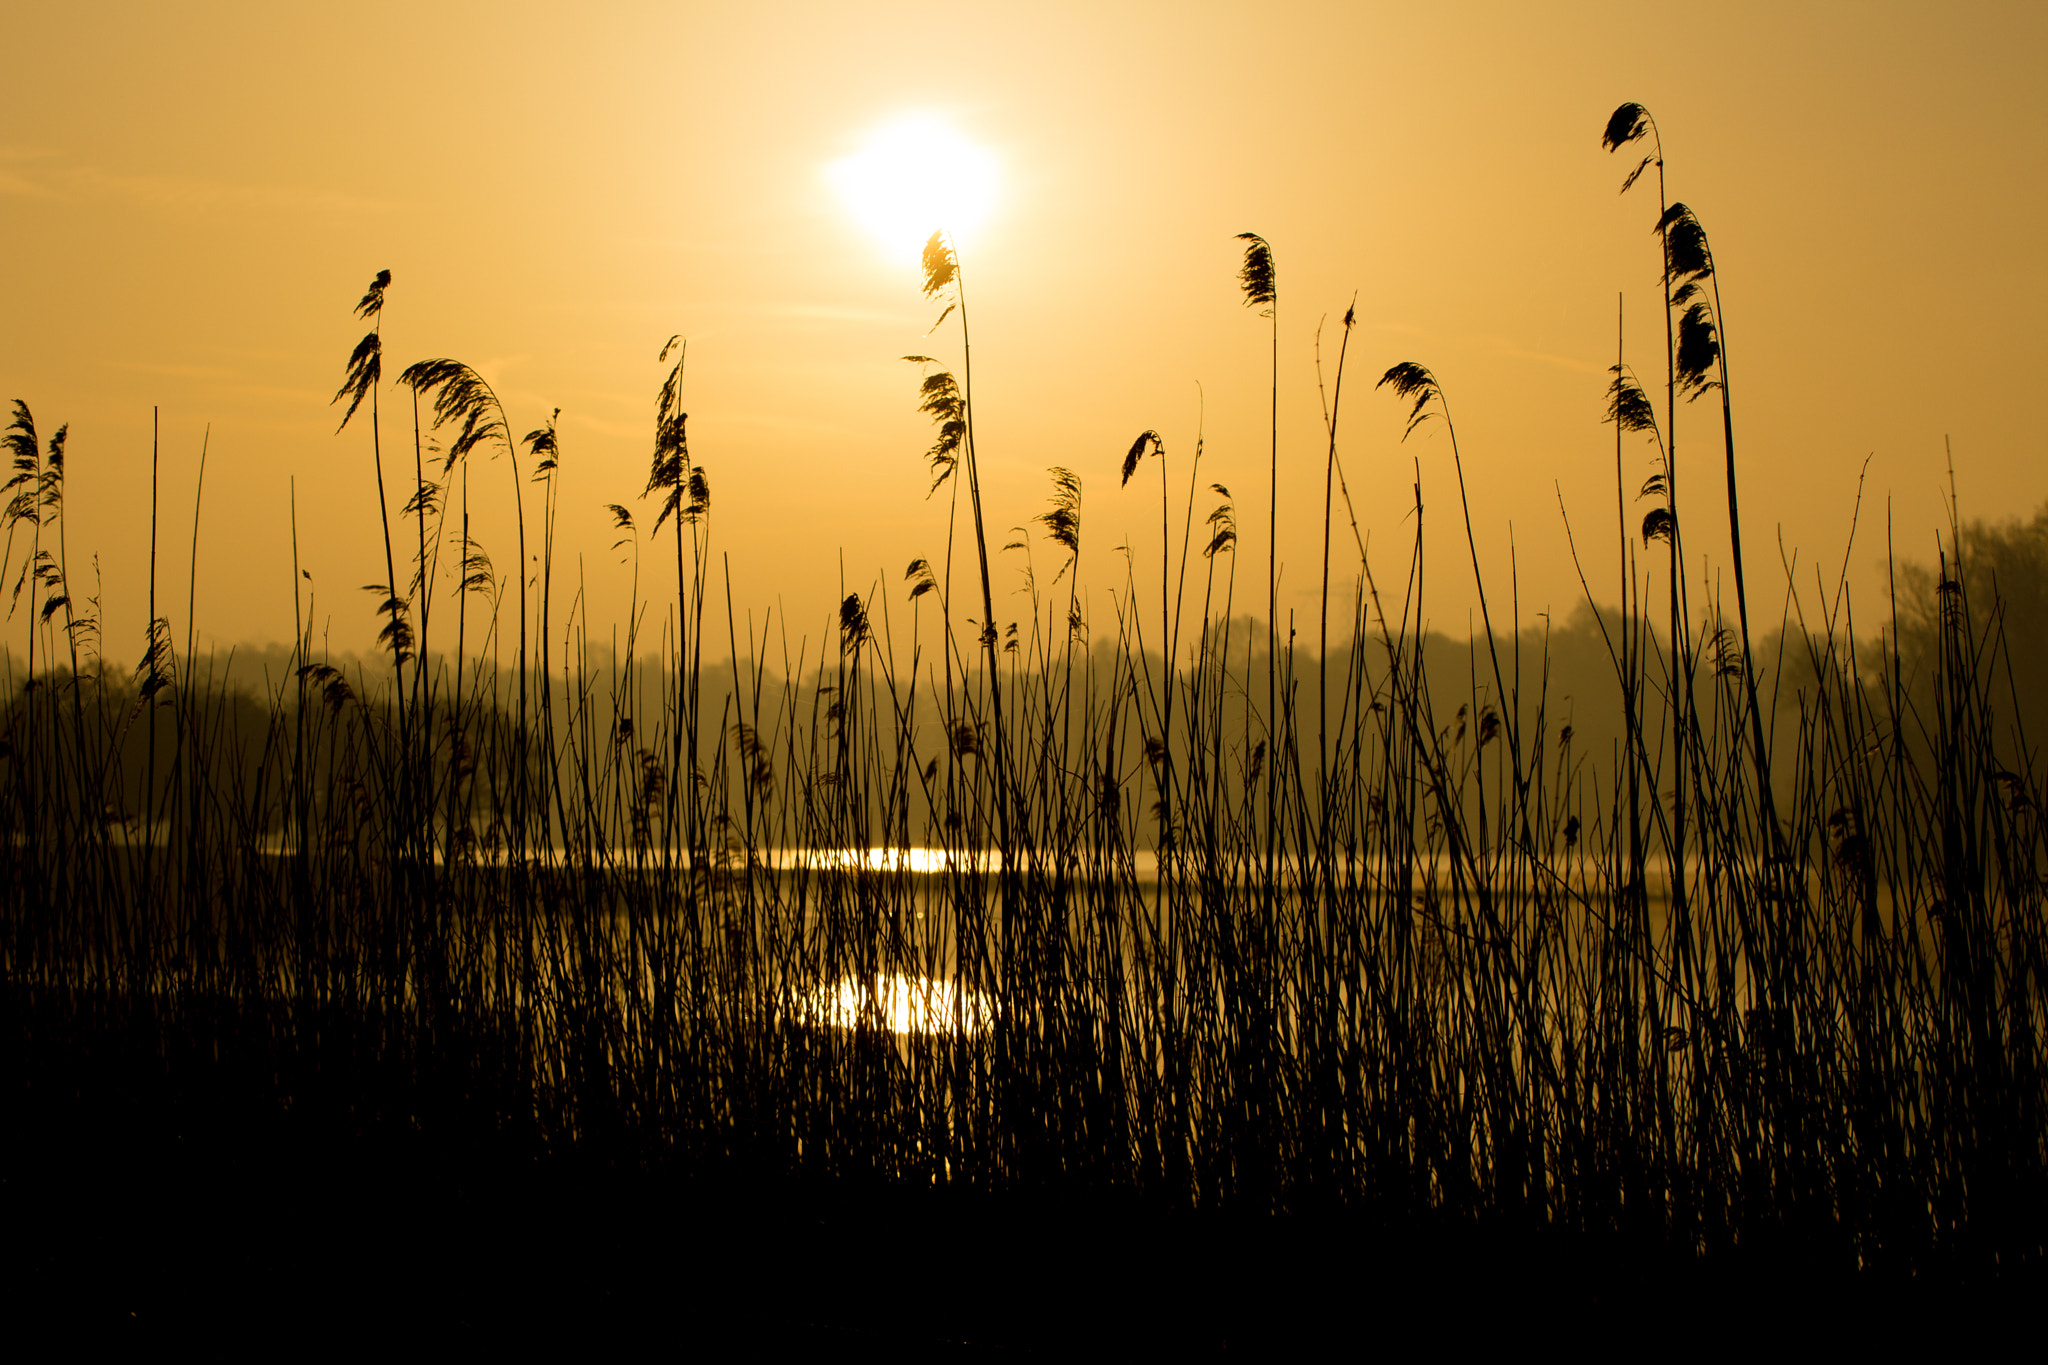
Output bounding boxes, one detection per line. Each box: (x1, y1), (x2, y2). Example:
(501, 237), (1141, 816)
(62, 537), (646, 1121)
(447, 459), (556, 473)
(3, 0), (2043, 667)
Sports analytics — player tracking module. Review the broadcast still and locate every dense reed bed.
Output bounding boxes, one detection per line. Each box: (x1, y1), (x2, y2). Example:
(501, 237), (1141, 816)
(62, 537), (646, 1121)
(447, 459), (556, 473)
(4, 106), (2042, 1294)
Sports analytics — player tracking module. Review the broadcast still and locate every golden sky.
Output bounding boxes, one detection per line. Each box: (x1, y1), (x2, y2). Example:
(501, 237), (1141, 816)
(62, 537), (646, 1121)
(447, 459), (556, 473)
(3, 0), (2043, 664)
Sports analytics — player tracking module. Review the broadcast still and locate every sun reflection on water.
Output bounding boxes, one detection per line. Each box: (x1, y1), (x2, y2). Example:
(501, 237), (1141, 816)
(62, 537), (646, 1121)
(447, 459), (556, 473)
(780, 846), (984, 875)
(799, 971), (996, 1037)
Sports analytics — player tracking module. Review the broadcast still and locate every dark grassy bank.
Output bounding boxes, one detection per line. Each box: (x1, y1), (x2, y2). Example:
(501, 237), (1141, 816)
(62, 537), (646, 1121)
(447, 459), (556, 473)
(14, 985), (2010, 1350)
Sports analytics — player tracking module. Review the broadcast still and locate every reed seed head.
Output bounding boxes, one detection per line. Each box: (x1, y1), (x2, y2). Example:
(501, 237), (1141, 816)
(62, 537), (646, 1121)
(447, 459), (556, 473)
(1674, 301), (1721, 400)
(686, 466), (712, 522)
(1235, 232), (1275, 311)
(1601, 104), (1660, 194)
(950, 721), (981, 757)
(1601, 103), (1650, 151)
(524, 409), (561, 478)
(1605, 367), (1660, 437)
(354, 269), (391, 320)
(332, 333), (383, 433)
(2, 403), (45, 533)
(1122, 431), (1161, 489)
(135, 616), (175, 708)
(643, 343), (701, 535)
(1377, 362), (1442, 439)
(1036, 468), (1082, 559)
(399, 359), (507, 469)
(920, 231), (960, 301)
(1658, 203), (1713, 282)
(457, 534), (497, 598)
(3, 401), (39, 473)
(903, 358), (965, 496)
(839, 593), (870, 653)
(1204, 492), (1237, 559)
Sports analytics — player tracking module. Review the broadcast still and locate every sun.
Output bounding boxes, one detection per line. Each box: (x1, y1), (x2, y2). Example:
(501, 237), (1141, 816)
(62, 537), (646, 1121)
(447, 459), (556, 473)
(827, 113), (998, 261)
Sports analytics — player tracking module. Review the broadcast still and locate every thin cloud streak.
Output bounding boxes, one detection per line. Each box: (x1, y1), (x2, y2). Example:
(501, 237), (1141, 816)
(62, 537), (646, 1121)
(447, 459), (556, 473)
(0, 156), (393, 219)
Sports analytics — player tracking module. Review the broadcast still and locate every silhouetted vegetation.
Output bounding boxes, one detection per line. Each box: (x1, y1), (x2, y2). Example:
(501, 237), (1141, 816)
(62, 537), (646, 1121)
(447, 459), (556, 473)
(5, 106), (2043, 1334)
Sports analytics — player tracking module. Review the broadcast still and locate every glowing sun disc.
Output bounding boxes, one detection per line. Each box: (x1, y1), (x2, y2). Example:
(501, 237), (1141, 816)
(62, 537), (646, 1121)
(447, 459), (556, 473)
(828, 114), (998, 258)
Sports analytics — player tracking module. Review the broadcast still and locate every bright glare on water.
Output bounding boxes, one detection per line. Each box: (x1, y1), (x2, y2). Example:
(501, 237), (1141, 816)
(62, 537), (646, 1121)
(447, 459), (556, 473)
(777, 845), (989, 875)
(801, 971), (996, 1037)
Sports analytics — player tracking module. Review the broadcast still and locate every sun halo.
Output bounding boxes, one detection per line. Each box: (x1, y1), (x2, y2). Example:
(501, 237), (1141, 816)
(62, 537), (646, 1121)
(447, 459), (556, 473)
(827, 114), (998, 262)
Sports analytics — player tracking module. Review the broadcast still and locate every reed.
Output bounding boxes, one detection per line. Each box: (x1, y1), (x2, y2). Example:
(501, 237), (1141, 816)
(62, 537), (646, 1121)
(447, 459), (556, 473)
(3, 111), (2043, 1293)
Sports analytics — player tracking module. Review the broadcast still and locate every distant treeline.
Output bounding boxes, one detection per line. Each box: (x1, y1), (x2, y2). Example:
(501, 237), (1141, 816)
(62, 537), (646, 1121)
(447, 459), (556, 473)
(8, 507), (2039, 850)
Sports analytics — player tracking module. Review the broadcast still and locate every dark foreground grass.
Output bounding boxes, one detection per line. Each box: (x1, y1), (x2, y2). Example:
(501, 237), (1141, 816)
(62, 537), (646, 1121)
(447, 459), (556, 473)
(14, 997), (2014, 1353)
(9, 1041), (2025, 1353)
(5, 105), (2045, 1340)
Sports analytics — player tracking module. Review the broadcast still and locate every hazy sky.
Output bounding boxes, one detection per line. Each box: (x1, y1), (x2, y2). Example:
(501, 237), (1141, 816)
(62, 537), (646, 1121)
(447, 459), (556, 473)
(4, 0), (2043, 665)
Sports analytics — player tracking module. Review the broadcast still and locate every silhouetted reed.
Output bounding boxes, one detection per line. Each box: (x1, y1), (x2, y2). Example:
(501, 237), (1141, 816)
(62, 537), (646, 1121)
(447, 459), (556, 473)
(3, 111), (2042, 1293)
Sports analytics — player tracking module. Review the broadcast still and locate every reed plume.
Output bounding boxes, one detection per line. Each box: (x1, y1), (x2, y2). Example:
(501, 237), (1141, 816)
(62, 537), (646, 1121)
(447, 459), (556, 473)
(1235, 231), (1280, 939)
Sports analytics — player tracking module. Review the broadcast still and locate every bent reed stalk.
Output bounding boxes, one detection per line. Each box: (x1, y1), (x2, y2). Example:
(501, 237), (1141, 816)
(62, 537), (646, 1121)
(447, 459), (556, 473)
(3, 128), (2044, 1283)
